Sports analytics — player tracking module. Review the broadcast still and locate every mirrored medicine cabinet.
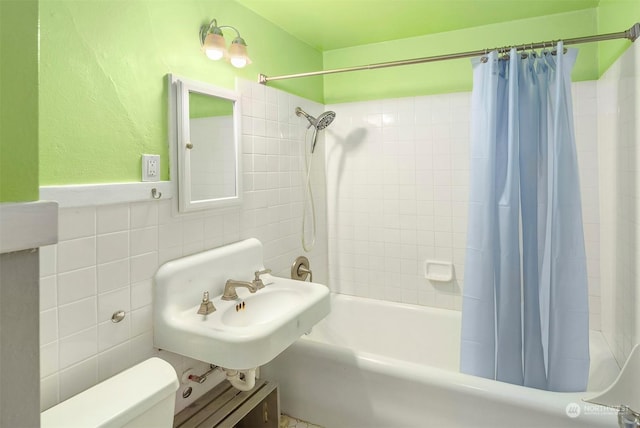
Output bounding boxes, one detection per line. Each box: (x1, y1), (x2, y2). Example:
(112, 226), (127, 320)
(168, 74), (242, 213)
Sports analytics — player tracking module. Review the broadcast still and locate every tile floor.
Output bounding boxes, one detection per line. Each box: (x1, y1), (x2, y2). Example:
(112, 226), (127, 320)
(280, 414), (323, 428)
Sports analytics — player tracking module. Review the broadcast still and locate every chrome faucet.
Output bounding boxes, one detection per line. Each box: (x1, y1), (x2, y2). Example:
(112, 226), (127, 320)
(222, 279), (258, 300)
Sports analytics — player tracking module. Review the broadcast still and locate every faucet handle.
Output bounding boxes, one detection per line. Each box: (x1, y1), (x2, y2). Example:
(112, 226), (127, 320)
(254, 268), (271, 278)
(197, 291), (216, 315)
(253, 268), (271, 289)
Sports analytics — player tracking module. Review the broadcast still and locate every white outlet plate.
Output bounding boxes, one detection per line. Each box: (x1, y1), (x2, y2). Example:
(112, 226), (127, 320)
(142, 154), (160, 182)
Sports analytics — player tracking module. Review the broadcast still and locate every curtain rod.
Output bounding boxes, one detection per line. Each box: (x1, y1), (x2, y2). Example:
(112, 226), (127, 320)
(258, 23), (640, 84)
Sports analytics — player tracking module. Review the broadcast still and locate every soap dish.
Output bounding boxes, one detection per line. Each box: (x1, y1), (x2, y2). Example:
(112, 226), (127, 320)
(424, 260), (453, 282)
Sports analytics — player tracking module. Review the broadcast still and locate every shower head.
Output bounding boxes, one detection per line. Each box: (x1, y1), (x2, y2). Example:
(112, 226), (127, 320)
(315, 111), (336, 130)
(295, 107), (336, 130)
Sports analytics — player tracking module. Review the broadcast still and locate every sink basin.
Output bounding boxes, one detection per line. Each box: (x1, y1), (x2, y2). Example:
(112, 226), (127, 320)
(154, 238), (330, 370)
(219, 287), (305, 327)
(174, 274), (329, 357)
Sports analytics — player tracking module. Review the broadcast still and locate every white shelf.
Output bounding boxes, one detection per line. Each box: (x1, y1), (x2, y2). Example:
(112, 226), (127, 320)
(40, 181), (173, 207)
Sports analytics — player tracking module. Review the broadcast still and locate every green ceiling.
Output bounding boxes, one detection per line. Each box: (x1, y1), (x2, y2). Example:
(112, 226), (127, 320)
(236, 0), (600, 51)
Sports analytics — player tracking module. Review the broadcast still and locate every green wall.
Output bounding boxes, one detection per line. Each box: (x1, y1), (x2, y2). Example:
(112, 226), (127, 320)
(322, 9), (600, 104)
(321, 4), (640, 104)
(0, 0), (39, 202)
(39, 0), (323, 185)
(597, 0), (640, 75)
(36, 1), (640, 185)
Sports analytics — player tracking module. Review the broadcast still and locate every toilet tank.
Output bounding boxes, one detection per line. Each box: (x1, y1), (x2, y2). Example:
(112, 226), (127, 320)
(41, 358), (179, 428)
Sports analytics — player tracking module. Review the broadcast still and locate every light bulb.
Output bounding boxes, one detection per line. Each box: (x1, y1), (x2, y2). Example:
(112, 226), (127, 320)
(228, 38), (250, 68)
(206, 49), (225, 61)
(203, 33), (226, 61)
(230, 56), (248, 68)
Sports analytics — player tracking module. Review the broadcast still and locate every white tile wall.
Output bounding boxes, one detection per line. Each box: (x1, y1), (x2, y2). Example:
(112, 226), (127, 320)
(39, 79), (329, 411)
(573, 81), (603, 332)
(598, 40), (640, 366)
(325, 82), (601, 327)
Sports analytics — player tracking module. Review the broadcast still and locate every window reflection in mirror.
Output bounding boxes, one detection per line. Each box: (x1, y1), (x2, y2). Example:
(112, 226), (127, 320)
(188, 91), (236, 201)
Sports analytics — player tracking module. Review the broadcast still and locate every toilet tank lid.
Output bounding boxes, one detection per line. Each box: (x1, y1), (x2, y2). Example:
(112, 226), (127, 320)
(41, 357), (179, 428)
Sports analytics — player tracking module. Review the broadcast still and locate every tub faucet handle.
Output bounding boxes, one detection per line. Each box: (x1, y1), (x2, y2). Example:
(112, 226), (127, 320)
(253, 269), (271, 289)
(291, 256), (312, 282)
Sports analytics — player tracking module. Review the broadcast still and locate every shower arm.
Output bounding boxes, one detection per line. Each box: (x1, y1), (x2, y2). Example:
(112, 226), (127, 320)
(259, 23), (640, 84)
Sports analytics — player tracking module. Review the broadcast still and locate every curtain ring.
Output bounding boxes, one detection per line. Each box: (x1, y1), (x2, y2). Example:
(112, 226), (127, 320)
(516, 44), (525, 59)
(541, 40), (550, 56)
(481, 47), (488, 63)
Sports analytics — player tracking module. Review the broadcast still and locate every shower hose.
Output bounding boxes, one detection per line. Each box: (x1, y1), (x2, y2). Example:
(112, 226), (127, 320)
(301, 127), (317, 252)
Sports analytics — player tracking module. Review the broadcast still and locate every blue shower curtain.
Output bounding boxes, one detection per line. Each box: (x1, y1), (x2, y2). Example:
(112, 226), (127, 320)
(460, 42), (590, 392)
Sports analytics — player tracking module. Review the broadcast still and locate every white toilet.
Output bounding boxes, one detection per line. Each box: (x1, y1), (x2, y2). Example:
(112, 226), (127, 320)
(41, 357), (179, 428)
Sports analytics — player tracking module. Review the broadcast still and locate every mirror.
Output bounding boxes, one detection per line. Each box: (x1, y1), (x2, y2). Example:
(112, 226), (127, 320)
(168, 75), (242, 212)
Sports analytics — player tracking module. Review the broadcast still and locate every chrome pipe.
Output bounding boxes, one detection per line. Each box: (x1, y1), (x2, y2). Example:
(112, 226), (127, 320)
(187, 364), (219, 384)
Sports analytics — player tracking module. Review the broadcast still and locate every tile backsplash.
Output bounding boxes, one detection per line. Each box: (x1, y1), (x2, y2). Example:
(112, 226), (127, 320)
(39, 80), (329, 410)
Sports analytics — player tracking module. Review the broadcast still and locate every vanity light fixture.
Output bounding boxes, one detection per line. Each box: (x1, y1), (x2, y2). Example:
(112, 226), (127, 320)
(199, 19), (251, 68)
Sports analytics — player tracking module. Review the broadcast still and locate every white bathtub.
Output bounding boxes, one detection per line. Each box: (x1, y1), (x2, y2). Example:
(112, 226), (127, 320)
(262, 294), (621, 427)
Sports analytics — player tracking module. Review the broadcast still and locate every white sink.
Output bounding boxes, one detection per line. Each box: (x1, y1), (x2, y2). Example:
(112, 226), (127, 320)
(154, 238), (330, 370)
(218, 285), (308, 327)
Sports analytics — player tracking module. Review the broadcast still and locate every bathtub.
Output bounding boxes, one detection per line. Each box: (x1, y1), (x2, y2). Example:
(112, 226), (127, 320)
(262, 294), (621, 427)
